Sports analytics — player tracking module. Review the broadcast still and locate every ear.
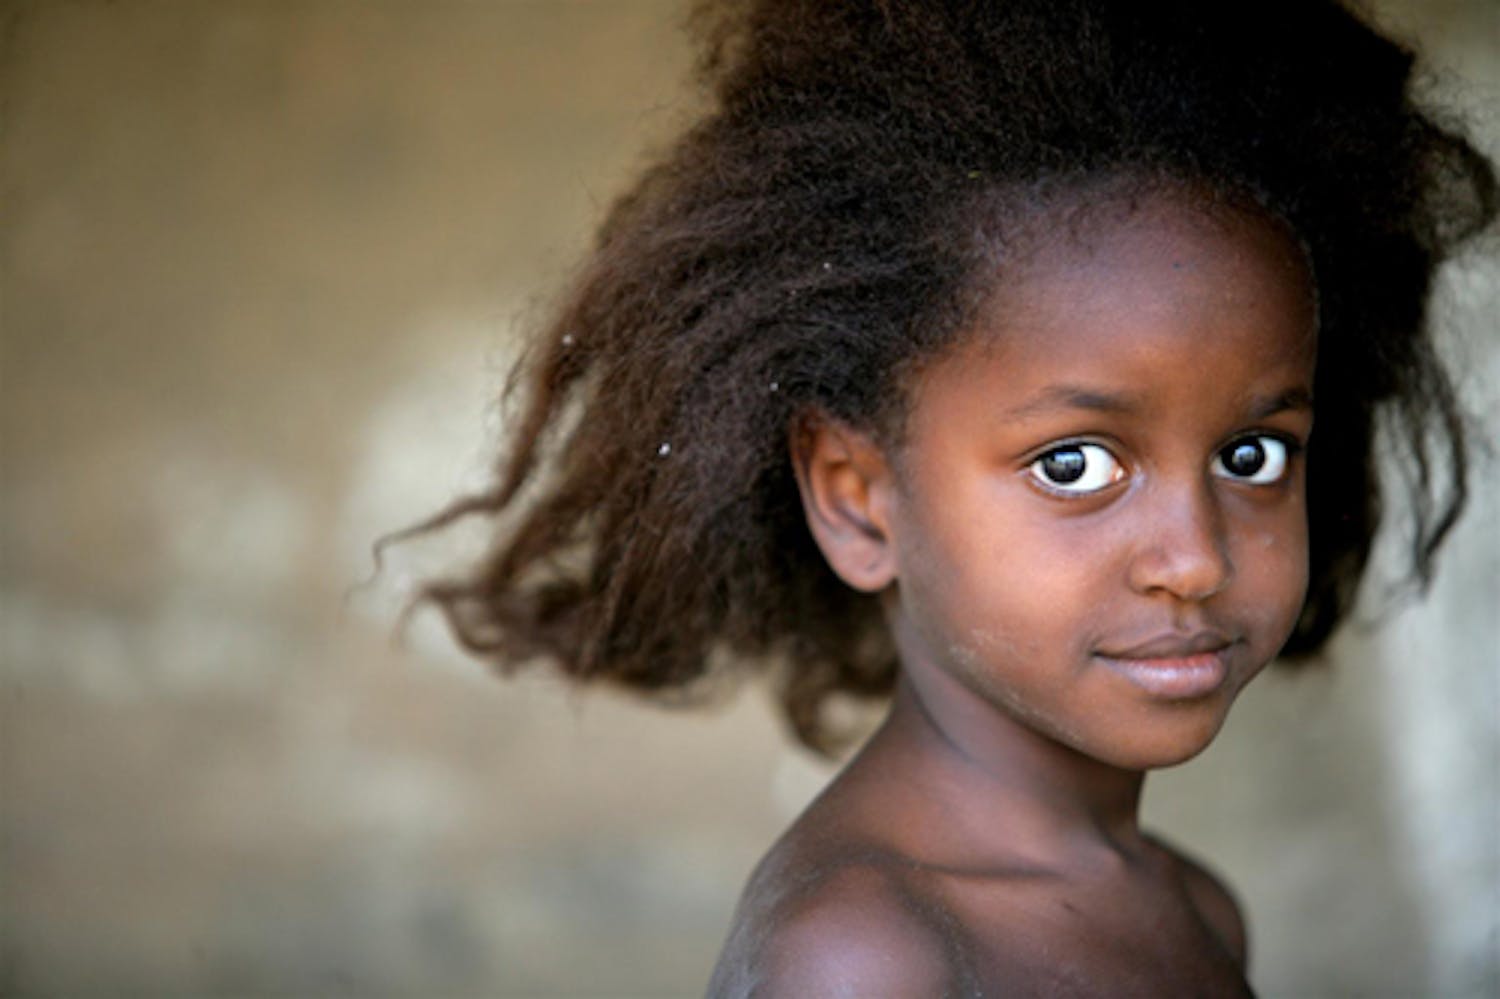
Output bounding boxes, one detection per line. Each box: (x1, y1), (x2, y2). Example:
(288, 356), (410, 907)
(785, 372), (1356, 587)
(789, 411), (899, 593)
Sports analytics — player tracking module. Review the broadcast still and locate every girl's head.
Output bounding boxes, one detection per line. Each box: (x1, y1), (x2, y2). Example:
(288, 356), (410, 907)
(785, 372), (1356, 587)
(799, 188), (1320, 769)
(419, 0), (1496, 754)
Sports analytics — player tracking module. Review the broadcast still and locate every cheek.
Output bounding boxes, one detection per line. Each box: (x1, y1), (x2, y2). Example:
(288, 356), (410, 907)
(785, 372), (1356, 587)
(904, 511), (1095, 660)
(1238, 513), (1310, 642)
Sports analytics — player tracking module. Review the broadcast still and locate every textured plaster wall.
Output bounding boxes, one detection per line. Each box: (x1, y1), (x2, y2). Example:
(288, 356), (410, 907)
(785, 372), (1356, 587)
(2, 1), (1496, 995)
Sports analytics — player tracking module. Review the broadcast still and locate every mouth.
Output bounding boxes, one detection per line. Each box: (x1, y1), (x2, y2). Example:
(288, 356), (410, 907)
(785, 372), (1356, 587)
(1093, 631), (1237, 700)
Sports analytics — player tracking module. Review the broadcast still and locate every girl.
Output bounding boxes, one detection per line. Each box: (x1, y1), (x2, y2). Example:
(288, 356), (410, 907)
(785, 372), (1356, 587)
(414, 0), (1495, 992)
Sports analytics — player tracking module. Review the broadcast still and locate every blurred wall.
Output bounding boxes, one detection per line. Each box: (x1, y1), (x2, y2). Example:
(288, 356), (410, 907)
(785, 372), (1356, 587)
(2, 1), (1496, 995)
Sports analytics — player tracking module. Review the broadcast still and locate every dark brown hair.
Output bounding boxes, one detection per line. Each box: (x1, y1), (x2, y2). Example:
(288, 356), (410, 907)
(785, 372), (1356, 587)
(405, 0), (1495, 753)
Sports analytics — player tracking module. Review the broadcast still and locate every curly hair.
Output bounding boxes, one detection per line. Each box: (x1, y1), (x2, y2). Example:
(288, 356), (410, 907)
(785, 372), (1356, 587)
(409, 0), (1496, 754)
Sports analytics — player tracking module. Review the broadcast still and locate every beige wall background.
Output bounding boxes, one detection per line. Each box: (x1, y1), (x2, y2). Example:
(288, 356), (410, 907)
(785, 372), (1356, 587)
(2, 1), (1496, 995)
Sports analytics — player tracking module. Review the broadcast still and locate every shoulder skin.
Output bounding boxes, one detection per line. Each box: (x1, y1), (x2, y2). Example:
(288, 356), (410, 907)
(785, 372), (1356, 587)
(1159, 838), (1249, 967)
(708, 852), (959, 998)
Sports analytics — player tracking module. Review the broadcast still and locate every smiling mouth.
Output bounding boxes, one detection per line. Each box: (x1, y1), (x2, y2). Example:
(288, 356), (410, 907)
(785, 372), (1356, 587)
(1094, 633), (1236, 700)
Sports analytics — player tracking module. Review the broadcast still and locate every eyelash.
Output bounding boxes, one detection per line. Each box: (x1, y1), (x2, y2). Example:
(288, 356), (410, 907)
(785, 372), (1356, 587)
(1025, 434), (1303, 497)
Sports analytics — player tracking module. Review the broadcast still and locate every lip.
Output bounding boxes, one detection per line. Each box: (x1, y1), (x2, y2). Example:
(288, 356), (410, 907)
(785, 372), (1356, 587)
(1094, 632), (1235, 700)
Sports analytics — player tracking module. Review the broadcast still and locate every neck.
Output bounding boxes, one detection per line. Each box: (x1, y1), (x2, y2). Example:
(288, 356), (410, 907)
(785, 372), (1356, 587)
(856, 666), (1148, 868)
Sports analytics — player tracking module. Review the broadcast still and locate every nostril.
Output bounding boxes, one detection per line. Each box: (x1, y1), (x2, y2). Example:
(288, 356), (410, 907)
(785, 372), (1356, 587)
(1126, 489), (1234, 601)
(1130, 549), (1233, 602)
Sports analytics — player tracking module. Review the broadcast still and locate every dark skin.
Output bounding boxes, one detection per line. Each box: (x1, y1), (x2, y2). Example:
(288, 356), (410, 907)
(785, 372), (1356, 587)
(709, 193), (1318, 996)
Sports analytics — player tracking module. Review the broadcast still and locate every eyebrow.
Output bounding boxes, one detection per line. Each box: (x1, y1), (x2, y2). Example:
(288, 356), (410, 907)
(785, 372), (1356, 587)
(1246, 387), (1315, 420)
(1001, 385), (1143, 420)
(1002, 384), (1315, 421)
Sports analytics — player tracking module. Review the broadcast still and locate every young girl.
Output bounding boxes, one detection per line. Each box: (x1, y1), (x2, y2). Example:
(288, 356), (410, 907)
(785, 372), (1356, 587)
(415, 0), (1495, 992)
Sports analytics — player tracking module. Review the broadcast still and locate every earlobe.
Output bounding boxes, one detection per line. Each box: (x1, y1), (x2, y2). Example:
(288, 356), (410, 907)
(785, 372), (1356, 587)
(789, 412), (899, 593)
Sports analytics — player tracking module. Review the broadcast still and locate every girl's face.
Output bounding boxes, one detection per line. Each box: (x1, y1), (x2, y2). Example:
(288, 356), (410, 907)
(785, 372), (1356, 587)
(885, 195), (1317, 770)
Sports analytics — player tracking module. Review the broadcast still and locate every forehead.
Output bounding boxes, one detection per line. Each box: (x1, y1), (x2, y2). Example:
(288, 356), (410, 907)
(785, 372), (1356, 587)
(907, 193), (1318, 428)
(894, 195), (1320, 450)
(1000, 193), (1312, 340)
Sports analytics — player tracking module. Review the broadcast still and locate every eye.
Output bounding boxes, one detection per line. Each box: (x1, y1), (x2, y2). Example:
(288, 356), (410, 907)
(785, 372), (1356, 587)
(1212, 435), (1291, 485)
(1027, 443), (1125, 495)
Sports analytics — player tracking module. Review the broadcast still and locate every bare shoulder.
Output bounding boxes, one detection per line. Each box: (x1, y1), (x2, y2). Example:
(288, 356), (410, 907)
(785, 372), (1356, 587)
(1154, 836), (1248, 966)
(708, 842), (952, 998)
(758, 863), (950, 996)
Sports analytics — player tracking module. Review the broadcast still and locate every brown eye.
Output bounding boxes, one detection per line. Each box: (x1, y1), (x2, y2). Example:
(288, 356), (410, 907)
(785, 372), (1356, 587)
(1042, 449), (1086, 482)
(1212, 436), (1290, 484)
(1029, 444), (1124, 495)
(1223, 441), (1265, 476)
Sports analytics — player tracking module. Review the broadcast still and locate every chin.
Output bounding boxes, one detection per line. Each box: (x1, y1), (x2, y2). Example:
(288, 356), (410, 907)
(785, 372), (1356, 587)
(1098, 709), (1230, 771)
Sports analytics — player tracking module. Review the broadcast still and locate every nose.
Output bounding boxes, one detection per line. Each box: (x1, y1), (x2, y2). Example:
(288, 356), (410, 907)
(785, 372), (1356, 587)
(1126, 477), (1234, 602)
